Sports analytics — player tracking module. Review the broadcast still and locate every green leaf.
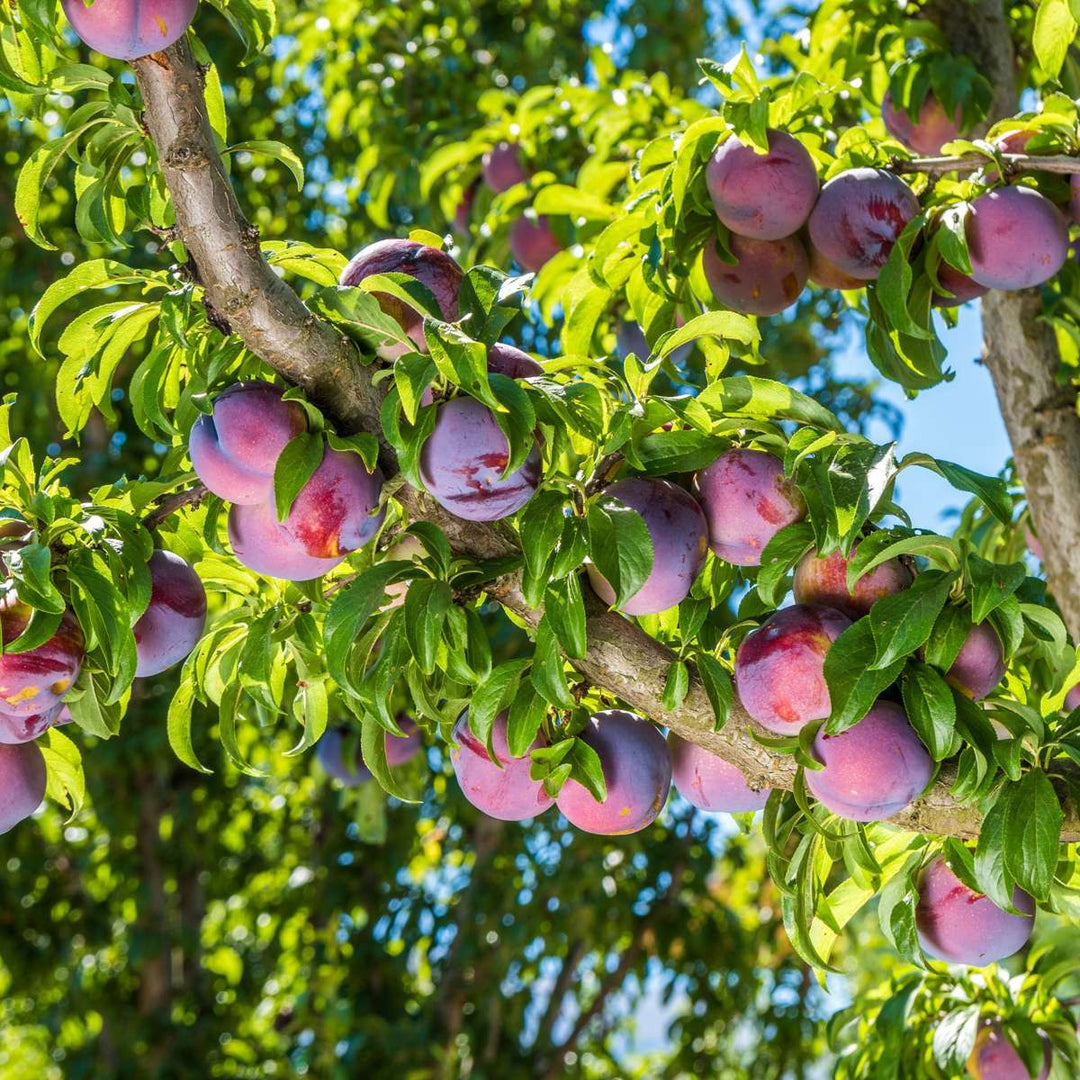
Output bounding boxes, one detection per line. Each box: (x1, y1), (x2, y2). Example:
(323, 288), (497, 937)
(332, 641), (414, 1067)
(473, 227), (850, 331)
(506, 681), (548, 759)
(361, 715), (416, 802)
(530, 617), (575, 709)
(974, 789), (1016, 911)
(697, 376), (844, 432)
(1033, 0), (1076, 79)
(877, 853), (925, 966)
(544, 574), (587, 660)
(902, 663), (958, 761)
(903, 454), (1013, 525)
(967, 553), (1026, 624)
(824, 620), (907, 734)
(696, 653), (732, 730)
(587, 496), (653, 611)
(566, 736), (607, 802)
(224, 140), (304, 190)
(869, 570), (955, 670)
(273, 433), (325, 522)
(662, 659), (689, 712)
(167, 669), (212, 775)
(931, 1006), (981, 1071)
(5, 543), (64, 615)
(404, 579), (452, 676)
(1002, 769), (1062, 902)
(534, 183), (617, 221)
(468, 659), (531, 751)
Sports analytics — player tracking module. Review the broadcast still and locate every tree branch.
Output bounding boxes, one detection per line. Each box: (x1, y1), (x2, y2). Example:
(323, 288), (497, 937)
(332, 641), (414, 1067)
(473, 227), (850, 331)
(141, 482), (208, 530)
(891, 152), (1080, 176)
(130, 40), (1080, 842)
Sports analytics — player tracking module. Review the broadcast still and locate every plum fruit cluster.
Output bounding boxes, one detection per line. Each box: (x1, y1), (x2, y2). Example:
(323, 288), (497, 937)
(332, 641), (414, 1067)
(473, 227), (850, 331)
(449, 707), (764, 831)
(696, 99), (1072, 317)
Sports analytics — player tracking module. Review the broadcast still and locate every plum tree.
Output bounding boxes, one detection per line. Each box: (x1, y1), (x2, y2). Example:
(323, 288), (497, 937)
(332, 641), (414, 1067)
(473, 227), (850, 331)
(0, 741), (46, 834)
(0, 601), (84, 718)
(792, 546), (912, 619)
(704, 129), (819, 241)
(701, 233), (809, 316)
(967, 1025), (1051, 1080)
(188, 381), (307, 505)
(419, 395), (541, 521)
(279, 446), (384, 559)
(694, 448), (806, 566)
(944, 621), (1006, 701)
(915, 856), (1035, 966)
(805, 700), (932, 821)
(555, 709), (672, 835)
(509, 214), (561, 271)
(734, 605), (852, 734)
(807, 241), (867, 290)
(317, 719), (421, 787)
(61, 0), (197, 60)
(339, 238), (464, 359)
(965, 187), (1068, 291)
(451, 710), (554, 821)
(0, 705), (64, 745)
(586, 477), (708, 615)
(669, 734), (769, 813)
(933, 262), (989, 308)
(881, 91), (962, 155)
(134, 550), (208, 678)
(807, 168), (919, 280)
(228, 500), (345, 580)
(482, 141), (530, 192)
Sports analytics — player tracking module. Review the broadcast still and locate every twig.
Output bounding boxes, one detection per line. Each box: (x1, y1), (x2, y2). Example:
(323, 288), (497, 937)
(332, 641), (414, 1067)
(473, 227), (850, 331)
(142, 483), (208, 530)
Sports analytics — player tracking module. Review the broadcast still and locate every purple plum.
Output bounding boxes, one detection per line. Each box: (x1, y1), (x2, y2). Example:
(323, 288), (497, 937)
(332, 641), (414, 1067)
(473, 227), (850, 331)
(0, 742), (46, 833)
(134, 550), (207, 678)
(62, 0), (197, 60)
(510, 214), (561, 272)
(586, 478), (708, 615)
(882, 91), (962, 155)
(228, 501), (345, 581)
(967, 1025), (1051, 1080)
(482, 141), (530, 193)
(0, 601), (84, 718)
(702, 233), (809, 316)
(944, 621), (1005, 701)
(966, 187), (1068, 291)
(669, 733), (769, 813)
(792, 546), (912, 619)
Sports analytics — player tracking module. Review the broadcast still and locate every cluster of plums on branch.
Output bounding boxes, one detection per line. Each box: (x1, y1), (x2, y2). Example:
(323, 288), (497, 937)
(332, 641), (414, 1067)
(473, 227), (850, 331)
(0, 545), (206, 833)
(699, 94), (1073, 316)
(189, 381), (386, 579)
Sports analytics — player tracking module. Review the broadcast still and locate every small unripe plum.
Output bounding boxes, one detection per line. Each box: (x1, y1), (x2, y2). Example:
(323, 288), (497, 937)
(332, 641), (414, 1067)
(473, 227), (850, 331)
(805, 700), (932, 821)
(487, 342), (544, 379)
(189, 381), (307, 505)
(0, 704), (64, 745)
(0, 742), (46, 833)
(702, 233), (809, 316)
(967, 1025), (1050, 1080)
(134, 550), (207, 678)
(340, 239), (464, 360)
(945, 621), (1005, 701)
(734, 605), (851, 734)
(882, 91), (962, 155)
(228, 501), (345, 581)
(966, 187), (1068, 291)
(510, 215), (561, 272)
(807, 168), (919, 280)
(915, 856), (1034, 966)
(482, 141), (530, 193)
(808, 241), (867, 290)
(694, 448), (806, 566)
(586, 478), (708, 615)
(280, 446), (384, 559)
(451, 710), (555, 821)
(669, 734), (769, 813)
(932, 262), (989, 308)
(0, 602), (84, 718)
(62, 0), (197, 61)
(555, 710), (672, 835)
(704, 129), (819, 241)
(792, 546), (912, 619)
(419, 396), (541, 521)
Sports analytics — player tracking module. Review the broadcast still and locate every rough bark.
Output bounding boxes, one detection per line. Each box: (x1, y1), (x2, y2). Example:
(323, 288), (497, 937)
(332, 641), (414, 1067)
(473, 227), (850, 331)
(131, 39), (1080, 842)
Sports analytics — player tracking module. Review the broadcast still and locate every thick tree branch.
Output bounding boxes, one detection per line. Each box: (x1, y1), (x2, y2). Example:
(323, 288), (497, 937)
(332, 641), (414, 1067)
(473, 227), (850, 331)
(892, 152), (1080, 176)
(131, 40), (1080, 842)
